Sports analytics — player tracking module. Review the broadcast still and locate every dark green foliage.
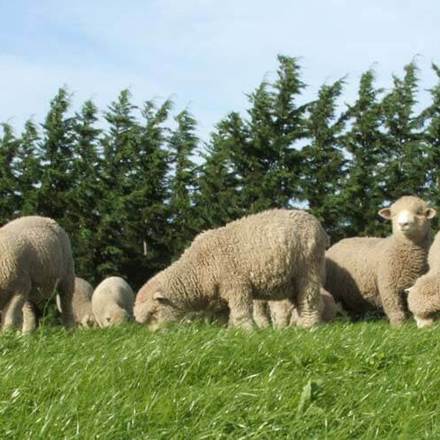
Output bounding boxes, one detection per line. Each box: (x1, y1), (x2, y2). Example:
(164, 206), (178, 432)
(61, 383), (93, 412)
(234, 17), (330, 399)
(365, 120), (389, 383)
(0, 56), (438, 287)
(340, 70), (389, 238)
(301, 79), (346, 241)
(38, 87), (76, 221)
(168, 110), (199, 257)
(381, 63), (427, 198)
(16, 120), (41, 215)
(0, 123), (19, 223)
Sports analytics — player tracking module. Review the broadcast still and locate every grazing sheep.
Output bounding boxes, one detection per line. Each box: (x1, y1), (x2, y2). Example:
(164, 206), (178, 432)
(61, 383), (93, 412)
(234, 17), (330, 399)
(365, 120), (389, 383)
(134, 209), (328, 330)
(0, 216), (75, 333)
(253, 288), (338, 329)
(406, 231), (440, 327)
(56, 277), (96, 328)
(92, 277), (134, 327)
(325, 196), (436, 326)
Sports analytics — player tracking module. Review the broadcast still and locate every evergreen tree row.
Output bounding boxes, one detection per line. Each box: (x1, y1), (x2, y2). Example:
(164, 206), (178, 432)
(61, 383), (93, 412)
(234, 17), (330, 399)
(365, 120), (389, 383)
(1, 56), (440, 288)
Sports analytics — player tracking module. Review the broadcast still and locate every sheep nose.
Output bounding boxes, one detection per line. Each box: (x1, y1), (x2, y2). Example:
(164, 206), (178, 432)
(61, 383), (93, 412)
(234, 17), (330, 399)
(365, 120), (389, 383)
(399, 221), (409, 226)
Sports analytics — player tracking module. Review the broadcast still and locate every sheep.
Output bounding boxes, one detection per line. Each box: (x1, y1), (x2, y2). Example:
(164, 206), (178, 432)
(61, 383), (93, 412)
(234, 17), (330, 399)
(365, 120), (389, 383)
(92, 277), (134, 327)
(0, 216), (75, 333)
(134, 209), (328, 330)
(56, 277), (96, 328)
(406, 231), (440, 327)
(325, 196), (436, 326)
(253, 288), (338, 329)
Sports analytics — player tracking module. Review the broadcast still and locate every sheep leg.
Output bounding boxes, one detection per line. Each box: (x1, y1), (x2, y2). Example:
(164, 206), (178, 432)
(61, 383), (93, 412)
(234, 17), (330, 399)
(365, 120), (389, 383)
(22, 301), (38, 333)
(295, 270), (322, 328)
(2, 293), (26, 331)
(379, 285), (407, 327)
(58, 277), (75, 329)
(222, 284), (255, 330)
(253, 300), (271, 328)
(270, 300), (294, 328)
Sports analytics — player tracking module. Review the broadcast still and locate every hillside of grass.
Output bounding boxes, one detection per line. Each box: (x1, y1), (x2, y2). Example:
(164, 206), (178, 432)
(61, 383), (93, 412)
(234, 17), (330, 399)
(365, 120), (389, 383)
(0, 321), (439, 439)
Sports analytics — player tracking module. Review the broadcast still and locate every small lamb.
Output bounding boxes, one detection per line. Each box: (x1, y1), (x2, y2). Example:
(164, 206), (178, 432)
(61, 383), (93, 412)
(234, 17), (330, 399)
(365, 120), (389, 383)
(92, 277), (134, 327)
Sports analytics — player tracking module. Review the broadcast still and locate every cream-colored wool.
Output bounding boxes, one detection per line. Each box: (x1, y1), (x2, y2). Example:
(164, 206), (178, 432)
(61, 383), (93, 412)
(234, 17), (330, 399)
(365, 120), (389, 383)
(325, 196), (436, 326)
(92, 277), (134, 327)
(253, 288), (337, 328)
(134, 209), (328, 330)
(0, 216), (75, 333)
(407, 231), (440, 327)
(56, 277), (96, 328)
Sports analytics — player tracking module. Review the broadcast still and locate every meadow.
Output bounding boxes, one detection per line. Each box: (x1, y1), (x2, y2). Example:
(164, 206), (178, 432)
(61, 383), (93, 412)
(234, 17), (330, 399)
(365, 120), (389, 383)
(1, 320), (439, 439)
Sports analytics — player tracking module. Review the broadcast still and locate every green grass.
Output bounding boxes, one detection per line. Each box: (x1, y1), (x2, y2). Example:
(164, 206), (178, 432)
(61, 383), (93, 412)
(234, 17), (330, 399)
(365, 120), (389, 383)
(1, 320), (440, 439)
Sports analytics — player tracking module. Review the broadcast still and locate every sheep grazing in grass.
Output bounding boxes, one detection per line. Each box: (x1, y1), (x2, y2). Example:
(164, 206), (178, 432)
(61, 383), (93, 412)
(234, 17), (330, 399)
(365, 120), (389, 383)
(92, 277), (134, 327)
(0, 216), (75, 333)
(56, 277), (96, 328)
(325, 196), (436, 326)
(406, 231), (440, 327)
(253, 288), (338, 329)
(134, 209), (328, 330)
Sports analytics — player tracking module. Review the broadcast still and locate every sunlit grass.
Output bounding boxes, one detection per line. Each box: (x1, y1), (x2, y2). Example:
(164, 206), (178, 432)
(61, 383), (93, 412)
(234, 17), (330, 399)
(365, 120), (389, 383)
(0, 320), (439, 439)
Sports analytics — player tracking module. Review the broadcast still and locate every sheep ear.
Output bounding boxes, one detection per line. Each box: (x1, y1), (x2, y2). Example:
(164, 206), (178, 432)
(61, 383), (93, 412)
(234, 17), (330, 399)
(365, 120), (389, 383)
(425, 208), (437, 219)
(404, 287), (412, 294)
(378, 208), (392, 220)
(153, 291), (168, 303)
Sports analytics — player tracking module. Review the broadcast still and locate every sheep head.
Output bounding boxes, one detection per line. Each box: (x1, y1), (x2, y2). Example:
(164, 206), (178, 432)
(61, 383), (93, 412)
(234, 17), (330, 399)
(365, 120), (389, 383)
(406, 274), (440, 328)
(378, 196), (436, 242)
(134, 273), (183, 331)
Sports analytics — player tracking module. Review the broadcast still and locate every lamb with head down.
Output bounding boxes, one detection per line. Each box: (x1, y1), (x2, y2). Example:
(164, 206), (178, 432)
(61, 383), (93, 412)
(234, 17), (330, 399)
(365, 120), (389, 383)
(406, 231), (440, 327)
(92, 277), (134, 327)
(134, 209), (328, 330)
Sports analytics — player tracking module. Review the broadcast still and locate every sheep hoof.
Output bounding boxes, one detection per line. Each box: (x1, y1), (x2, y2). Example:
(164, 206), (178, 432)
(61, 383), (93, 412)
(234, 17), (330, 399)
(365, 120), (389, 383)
(415, 316), (434, 328)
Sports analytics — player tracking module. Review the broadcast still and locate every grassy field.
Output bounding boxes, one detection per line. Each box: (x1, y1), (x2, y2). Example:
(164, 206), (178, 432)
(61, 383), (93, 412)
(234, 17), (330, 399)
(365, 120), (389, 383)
(1, 320), (440, 439)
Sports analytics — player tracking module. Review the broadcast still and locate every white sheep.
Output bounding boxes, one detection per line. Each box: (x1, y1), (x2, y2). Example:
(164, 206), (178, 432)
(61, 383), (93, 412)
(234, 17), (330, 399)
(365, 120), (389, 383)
(0, 216), (75, 333)
(325, 196), (436, 326)
(406, 231), (440, 327)
(253, 288), (338, 328)
(92, 277), (134, 327)
(134, 209), (328, 330)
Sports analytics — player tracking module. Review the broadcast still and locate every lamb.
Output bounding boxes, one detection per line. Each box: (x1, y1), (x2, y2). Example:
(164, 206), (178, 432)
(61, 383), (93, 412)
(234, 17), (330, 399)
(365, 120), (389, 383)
(325, 196), (436, 326)
(56, 277), (96, 328)
(134, 209), (328, 330)
(92, 277), (134, 327)
(0, 215), (75, 333)
(406, 231), (440, 327)
(253, 288), (338, 329)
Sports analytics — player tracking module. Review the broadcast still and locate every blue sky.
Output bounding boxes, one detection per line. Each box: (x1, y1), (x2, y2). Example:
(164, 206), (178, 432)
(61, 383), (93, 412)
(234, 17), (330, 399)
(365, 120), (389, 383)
(1, 0), (439, 141)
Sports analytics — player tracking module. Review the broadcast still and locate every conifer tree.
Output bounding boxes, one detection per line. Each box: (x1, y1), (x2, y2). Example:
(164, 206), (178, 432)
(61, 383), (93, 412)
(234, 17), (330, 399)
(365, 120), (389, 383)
(126, 99), (172, 284)
(241, 55), (307, 211)
(68, 100), (102, 282)
(97, 89), (141, 280)
(0, 123), (19, 222)
(195, 113), (246, 229)
(421, 63), (440, 226)
(16, 120), (41, 215)
(38, 87), (75, 222)
(301, 79), (346, 240)
(381, 62), (426, 198)
(340, 70), (388, 237)
(168, 110), (199, 258)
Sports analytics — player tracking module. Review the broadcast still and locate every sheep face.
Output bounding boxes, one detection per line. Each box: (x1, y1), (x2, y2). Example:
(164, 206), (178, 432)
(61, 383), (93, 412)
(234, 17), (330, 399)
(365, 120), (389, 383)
(134, 277), (183, 331)
(407, 275), (440, 328)
(101, 309), (128, 327)
(378, 196), (436, 241)
(80, 313), (96, 328)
